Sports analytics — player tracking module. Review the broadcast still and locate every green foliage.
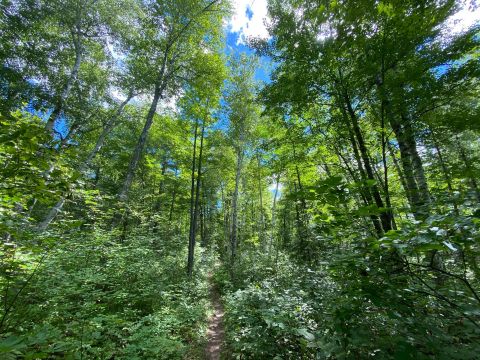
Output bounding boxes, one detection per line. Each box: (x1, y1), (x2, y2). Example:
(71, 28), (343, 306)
(221, 232), (480, 359)
(1, 0), (480, 358)
(223, 259), (319, 359)
(0, 230), (212, 359)
(0, 111), (69, 235)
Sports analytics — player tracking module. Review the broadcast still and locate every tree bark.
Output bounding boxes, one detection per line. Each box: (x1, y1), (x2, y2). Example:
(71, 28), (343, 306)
(343, 110), (384, 235)
(45, 20), (83, 134)
(230, 149), (243, 273)
(187, 121), (205, 276)
(82, 92), (134, 171)
(344, 93), (391, 233)
(200, 198), (206, 247)
(256, 153), (266, 247)
(37, 94), (133, 232)
(389, 113), (430, 218)
(379, 89), (396, 230)
(119, 81), (165, 201)
(269, 174), (280, 255)
(187, 119), (199, 276)
(387, 141), (409, 201)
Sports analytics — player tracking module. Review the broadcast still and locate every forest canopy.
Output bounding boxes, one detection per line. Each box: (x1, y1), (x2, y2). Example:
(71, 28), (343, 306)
(1, 0), (480, 358)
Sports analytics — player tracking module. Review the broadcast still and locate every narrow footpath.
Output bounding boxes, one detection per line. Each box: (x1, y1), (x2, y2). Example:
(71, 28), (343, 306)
(205, 276), (225, 360)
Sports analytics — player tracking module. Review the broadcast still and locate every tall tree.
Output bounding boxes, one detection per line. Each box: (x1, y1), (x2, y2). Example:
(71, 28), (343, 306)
(118, 0), (227, 202)
(223, 54), (260, 272)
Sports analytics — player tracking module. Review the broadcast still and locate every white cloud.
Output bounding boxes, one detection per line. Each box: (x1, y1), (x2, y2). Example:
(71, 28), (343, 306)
(444, 1), (480, 36)
(228, 0), (270, 44)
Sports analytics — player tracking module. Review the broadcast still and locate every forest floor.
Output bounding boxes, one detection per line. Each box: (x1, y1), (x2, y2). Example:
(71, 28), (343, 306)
(205, 274), (225, 360)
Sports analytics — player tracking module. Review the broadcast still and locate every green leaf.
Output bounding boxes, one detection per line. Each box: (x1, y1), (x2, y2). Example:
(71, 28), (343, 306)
(297, 328), (315, 341)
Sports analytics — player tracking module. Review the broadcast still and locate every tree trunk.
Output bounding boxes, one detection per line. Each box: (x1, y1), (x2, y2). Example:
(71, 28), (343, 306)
(256, 153), (266, 247)
(200, 198), (206, 247)
(119, 82), (165, 201)
(187, 119), (199, 276)
(269, 174), (280, 255)
(290, 141), (311, 250)
(407, 131), (430, 207)
(45, 25), (83, 134)
(37, 95), (133, 232)
(220, 184), (229, 259)
(389, 113), (430, 219)
(169, 167), (179, 222)
(379, 90), (396, 230)
(230, 149), (243, 273)
(187, 121), (205, 276)
(344, 93), (391, 233)
(343, 111), (384, 235)
(82, 93), (134, 171)
(387, 141), (409, 202)
(36, 198), (65, 232)
(152, 158), (168, 232)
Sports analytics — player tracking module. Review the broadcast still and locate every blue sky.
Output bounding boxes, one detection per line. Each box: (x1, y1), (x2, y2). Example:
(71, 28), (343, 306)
(224, 0), (272, 83)
(224, 31), (271, 83)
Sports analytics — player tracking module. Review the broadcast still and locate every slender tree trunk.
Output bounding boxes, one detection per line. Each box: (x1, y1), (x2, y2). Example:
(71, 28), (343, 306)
(389, 114), (429, 219)
(256, 153), (266, 247)
(281, 206), (289, 248)
(379, 82), (396, 230)
(371, 155), (386, 192)
(269, 174), (280, 255)
(200, 199), (206, 247)
(36, 95), (133, 232)
(117, 42), (171, 202)
(187, 119), (199, 276)
(290, 141), (311, 249)
(34, 23), (85, 232)
(344, 93), (390, 233)
(321, 156), (332, 177)
(119, 80), (166, 201)
(36, 198), (66, 232)
(291, 143), (307, 214)
(230, 149), (243, 273)
(335, 148), (371, 218)
(187, 121), (205, 276)
(387, 141), (409, 201)
(220, 184), (229, 259)
(292, 180), (303, 248)
(152, 159), (168, 232)
(45, 25), (83, 134)
(407, 131), (430, 207)
(82, 93), (134, 171)
(343, 113), (384, 235)
(169, 167), (178, 222)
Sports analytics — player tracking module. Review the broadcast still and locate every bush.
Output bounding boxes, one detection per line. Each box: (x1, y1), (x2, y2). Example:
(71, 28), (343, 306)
(0, 229), (212, 359)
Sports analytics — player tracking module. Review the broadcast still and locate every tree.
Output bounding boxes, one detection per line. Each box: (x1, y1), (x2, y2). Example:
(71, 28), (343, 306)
(117, 0), (227, 203)
(184, 64), (225, 275)
(223, 54), (260, 272)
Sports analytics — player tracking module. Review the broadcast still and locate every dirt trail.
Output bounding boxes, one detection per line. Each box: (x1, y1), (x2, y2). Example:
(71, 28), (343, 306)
(205, 277), (225, 360)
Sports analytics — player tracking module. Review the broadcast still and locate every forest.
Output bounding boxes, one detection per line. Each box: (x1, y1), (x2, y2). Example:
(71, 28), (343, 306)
(1, 0), (479, 358)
